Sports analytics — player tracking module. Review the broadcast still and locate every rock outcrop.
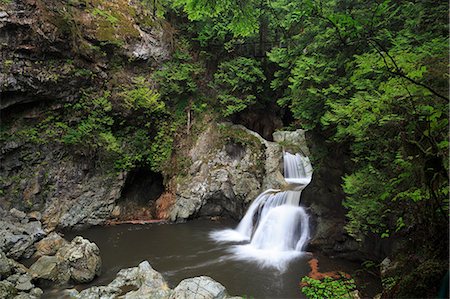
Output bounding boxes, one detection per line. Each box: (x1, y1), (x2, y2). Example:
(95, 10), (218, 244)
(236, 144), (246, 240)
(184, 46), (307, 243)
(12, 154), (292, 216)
(30, 236), (101, 285)
(166, 123), (288, 221)
(1, 141), (126, 230)
(0, 250), (43, 299)
(170, 276), (228, 299)
(0, 0), (170, 110)
(0, 0), (171, 230)
(0, 208), (46, 260)
(67, 261), (241, 299)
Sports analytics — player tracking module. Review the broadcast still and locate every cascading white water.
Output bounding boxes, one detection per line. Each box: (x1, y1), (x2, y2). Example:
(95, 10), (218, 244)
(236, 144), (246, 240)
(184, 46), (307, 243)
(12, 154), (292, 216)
(211, 152), (313, 271)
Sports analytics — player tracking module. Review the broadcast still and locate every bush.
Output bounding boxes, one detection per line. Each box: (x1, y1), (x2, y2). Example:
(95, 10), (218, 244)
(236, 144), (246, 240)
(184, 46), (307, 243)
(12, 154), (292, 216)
(211, 57), (265, 117)
(301, 276), (357, 299)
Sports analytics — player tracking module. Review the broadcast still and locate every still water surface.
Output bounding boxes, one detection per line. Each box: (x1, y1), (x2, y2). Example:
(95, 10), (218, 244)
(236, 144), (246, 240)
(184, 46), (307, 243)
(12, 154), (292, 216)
(57, 219), (375, 299)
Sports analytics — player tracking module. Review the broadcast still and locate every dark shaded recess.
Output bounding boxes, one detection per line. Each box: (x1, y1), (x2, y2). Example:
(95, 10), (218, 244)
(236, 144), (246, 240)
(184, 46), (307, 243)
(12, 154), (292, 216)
(230, 107), (283, 141)
(0, 92), (53, 115)
(197, 192), (246, 221)
(119, 168), (164, 206)
(224, 142), (246, 160)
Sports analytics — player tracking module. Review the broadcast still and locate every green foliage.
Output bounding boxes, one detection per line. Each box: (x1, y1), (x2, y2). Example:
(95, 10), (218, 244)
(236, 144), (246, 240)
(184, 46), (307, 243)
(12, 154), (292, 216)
(342, 166), (389, 240)
(301, 276), (357, 299)
(263, 0), (449, 251)
(153, 46), (204, 104)
(171, 0), (259, 37)
(211, 57), (265, 117)
(121, 77), (165, 114)
(10, 77), (176, 173)
(92, 8), (119, 25)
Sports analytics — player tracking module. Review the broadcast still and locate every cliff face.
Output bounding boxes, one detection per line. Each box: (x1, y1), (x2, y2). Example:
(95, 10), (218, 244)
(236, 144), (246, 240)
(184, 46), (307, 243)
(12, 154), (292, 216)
(1, 0), (170, 109)
(0, 0), (171, 229)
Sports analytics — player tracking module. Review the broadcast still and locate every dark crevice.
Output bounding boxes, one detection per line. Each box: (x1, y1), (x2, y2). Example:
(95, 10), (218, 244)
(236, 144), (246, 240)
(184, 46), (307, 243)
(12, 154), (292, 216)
(116, 168), (164, 219)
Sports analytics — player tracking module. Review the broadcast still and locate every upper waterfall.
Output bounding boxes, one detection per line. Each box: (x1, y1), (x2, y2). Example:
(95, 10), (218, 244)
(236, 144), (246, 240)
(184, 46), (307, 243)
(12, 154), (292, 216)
(211, 150), (313, 271)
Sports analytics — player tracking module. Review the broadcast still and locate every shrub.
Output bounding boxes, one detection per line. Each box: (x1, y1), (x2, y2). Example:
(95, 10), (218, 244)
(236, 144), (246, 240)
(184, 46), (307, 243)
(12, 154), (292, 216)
(211, 57), (265, 117)
(301, 276), (357, 299)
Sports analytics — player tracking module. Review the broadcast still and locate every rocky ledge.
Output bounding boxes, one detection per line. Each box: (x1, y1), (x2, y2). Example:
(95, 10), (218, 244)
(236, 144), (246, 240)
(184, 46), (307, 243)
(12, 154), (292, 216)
(66, 261), (241, 299)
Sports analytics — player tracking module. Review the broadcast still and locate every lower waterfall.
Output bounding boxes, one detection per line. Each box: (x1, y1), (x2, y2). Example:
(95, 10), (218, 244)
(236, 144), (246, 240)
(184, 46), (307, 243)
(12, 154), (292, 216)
(211, 152), (313, 271)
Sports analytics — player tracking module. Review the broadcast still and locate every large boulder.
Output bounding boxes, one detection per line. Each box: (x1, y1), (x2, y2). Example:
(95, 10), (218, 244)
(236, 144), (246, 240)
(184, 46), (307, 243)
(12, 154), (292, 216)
(34, 232), (68, 257)
(70, 261), (170, 299)
(56, 236), (101, 283)
(169, 276), (228, 299)
(29, 255), (69, 284)
(165, 124), (313, 222)
(29, 236), (101, 285)
(165, 123), (286, 221)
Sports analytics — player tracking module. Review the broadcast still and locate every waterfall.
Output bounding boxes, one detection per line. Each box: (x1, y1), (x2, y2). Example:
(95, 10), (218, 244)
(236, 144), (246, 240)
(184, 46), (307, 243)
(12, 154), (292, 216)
(210, 152), (313, 270)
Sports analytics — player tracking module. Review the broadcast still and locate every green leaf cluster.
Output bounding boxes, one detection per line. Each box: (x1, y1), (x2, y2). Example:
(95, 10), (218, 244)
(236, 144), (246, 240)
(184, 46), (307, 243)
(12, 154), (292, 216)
(301, 276), (357, 299)
(211, 57), (265, 117)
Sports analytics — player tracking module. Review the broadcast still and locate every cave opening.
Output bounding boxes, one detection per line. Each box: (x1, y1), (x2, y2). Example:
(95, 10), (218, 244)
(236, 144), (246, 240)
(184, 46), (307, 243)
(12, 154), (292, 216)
(115, 168), (164, 220)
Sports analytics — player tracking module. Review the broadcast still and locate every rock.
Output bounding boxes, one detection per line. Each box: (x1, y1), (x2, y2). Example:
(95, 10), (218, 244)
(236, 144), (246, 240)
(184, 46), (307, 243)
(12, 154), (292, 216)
(350, 290), (361, 299)
(127, 26), (170, 62)
(0, 209), (46, 259)
(15, 273), (34, 291)
(273, 129), (310, 156)
(170, 276), (228, 299)
(380, 257), (391, 277)
(380, 257), (399, 278)
(111, 206), (121, 218)
(6, 274), (20, 284)
(34, 232), (67, 257)
(30, 236), (101, 285)
(15, 277), (34, 292)
(9, 208), (26, 220)
(0, 250), (12, 278)
(57, 236), (101, 283)
(0, 280), (17, 299)
(29, 255), (69, 284)
(27, 212), (42, 222)
(72, 261), (240, 299)
(167, 123), (286, 221)
(75, 261), (170, 299)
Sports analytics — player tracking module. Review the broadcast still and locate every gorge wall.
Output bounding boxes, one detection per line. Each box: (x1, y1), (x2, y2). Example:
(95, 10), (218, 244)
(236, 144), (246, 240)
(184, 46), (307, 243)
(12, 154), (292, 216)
(0, 0), (369, 261)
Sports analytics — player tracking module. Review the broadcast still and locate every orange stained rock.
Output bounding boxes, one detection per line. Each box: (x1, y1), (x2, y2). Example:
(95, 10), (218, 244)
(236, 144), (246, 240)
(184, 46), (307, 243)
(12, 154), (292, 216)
(155, 191), (176, 219)
(305, 258), (351, 281)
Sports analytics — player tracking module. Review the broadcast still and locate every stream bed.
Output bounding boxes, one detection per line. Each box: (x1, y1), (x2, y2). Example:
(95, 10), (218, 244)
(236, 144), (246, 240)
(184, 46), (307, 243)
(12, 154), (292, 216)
(50, 219), (380, 298)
